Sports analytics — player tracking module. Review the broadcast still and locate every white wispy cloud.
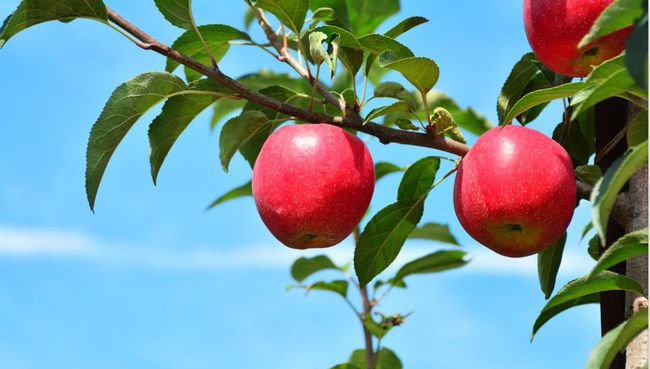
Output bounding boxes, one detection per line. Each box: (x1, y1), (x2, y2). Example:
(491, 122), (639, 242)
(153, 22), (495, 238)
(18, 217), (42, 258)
(0, 225), (593, 276)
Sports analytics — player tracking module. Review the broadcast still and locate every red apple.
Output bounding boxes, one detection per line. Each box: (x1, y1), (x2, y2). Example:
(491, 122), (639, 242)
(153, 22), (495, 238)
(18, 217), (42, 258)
(453, 125), (576, 257)
(523, 0), (633, 77)
(252, 124), (375, 249)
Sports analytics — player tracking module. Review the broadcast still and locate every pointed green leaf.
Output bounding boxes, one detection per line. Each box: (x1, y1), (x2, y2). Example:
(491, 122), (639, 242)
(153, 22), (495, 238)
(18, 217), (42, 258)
(579, 0), (644, 48)
(304, 280), (349, 298)
(358, 34), (413, 76)
(348, 347), (402, 369)
(571, 56), (639, 119)
(397, 157), (441, 200)
(355, 157), (440, 286)
(347, 0), (399, 36)
(218, 111), (270, 172)
(379, 52), (439, 95)
(0, 0), (107, 48)
(532, 271), (645, 339)
(251, 0), (309, 34)
(627, 110), (648, 147)
(498, 53), (542, 124)
(384, 16), (428, 39)
(154, 0), (193, 29)
(206, 181), (252, 210)
(291, 255), (339, 282)
(165, 24), (251, 75)
(149, 79), (235, 183)
(592, 140), (648, 242)
(503, 82), (585, 124)
(432, 107), (466, 143)
(393, 250), (468, 283)
(86, 72), (187, 210)
(374, 162), (403, 181)
(586, 307), (648, 369)
(309, 0), (351, 31)
(408, 223), (460, 245)
(537, 233), (567, 299)
(311, 7), (335, 22)
(589, 229), (648, 279)
(625, 10), (648, 89)
(364, 101), (411, 124)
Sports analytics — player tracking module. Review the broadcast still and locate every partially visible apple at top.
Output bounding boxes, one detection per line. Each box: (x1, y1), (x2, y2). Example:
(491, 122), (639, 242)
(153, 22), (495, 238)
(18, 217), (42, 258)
(453, 125), (577, 257)
(524, 0), (633, 77)
(252, 124), (375, 249)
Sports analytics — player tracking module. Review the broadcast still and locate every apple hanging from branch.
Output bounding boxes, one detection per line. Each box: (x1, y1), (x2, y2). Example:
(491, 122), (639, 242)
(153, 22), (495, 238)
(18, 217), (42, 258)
(523, 0), (633, 77)
(453, 125), (577, 257)
(252, 124), (375, 249)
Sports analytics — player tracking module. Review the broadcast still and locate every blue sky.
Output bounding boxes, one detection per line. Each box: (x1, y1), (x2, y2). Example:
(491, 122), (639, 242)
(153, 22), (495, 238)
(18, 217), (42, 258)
(0, 1), (601, 368)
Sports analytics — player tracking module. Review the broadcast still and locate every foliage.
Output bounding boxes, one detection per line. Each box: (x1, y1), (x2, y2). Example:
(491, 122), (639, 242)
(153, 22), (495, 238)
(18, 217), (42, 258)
(1, 0), (648, 367)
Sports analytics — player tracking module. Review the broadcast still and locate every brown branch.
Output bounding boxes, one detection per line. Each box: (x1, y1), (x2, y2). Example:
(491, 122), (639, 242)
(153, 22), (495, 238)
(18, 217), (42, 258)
(106, 7), (471, 156)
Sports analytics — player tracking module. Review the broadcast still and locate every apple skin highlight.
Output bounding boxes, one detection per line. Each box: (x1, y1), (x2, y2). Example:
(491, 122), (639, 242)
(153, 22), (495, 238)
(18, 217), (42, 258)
(252, 124), (375, 249)
(523, 0), (632, 77)
(453, 125), (576, 257)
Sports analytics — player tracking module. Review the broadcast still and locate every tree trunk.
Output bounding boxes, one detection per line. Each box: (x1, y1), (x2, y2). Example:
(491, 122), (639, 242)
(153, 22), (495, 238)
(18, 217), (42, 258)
(595, 98), (629, 369)
(623, 106), (648, 369)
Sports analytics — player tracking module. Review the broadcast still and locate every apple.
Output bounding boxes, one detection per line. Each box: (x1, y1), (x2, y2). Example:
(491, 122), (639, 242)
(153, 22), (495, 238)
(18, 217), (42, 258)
(523, 0), (633, 77)
(252, 124), (375, 249)
(453, 125), (576, 257)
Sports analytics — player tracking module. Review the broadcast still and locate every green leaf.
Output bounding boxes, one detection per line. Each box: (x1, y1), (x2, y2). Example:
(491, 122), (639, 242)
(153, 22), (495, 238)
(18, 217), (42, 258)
(357, 34), (413, 58)
(210, 98), (246, 129)
(304, 280), (349, 298)
(0, 0), (108, 48)
(251, 0), (309, 34)
(311, 7), (335, 22)
(330, 365), (361, 369)
(589, 229), (648, 279)
(149, 79), (235, 183)
(592, 140), (649, 242)
(384, 16), (428, 39)
(379, 52), (439, 95)
(290, 255), (339, 282)
(532, 271), (645, 339)
(206, 181), (252, 210)
(364, 101), (411, 124)
(626, 10), (648, 89)
(393, 250), (468, 283)
(309, 31), (339, 77)
(86, 72), (187, 210)
(426, 91), (493, 135)
(586, 307), (648, 369)
(628, 110), (648, 147)
(571, 56), (639, 119)
(579, 0), (644, 48)
(537, 233), (567, 299)
(431, 107), (466, 143)
(154, 0), (194, 30)
(218, 110), (270, 172)
(552, 109), (596, 167)
(394, 119), (418, 131)
(309, 0), (351, 31)
(375, 162), (403, 181)
(575, 165), (603, 186)
(362, 314), (391, 339)
(503, 82), (585, 124)
(354, 158), (441, 286)
(498, 53), (543, 124)
(408, 223), (460, 245)
(397, 157), (441, 200)
(582, 221), (595, 241)
(348, 347), (402, 369)
(347, 0), (400, 36)
(238, 86), (298, 167)
(165, 24), (251, 75)
(588, 235), (601, 260)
